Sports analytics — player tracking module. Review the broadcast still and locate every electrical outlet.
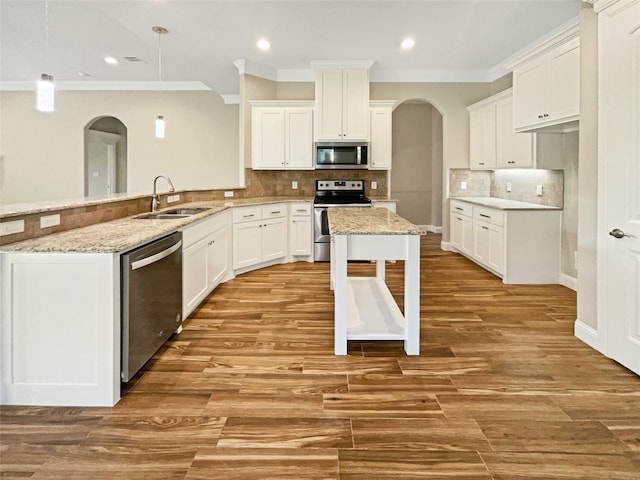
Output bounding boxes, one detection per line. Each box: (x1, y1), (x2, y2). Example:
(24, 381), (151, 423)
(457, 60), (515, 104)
(461, 181), (467, 190)
(536, 184), (543, 196)
(371, 181), (378, 190)
(224, 191), (234, 198)
(167, 194), (180, 203)
(40, 214), (60, 228)
(292, 181), (298, 190)
(506, 182), (512, 192)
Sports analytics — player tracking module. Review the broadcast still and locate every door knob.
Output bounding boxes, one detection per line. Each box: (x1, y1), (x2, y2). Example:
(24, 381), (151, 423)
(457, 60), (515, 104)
(609, 228), (629, 239)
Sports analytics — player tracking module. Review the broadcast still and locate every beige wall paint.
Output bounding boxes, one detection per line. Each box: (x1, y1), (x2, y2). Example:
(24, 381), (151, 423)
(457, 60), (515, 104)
(0, 90), (238, 205)
(371, 82), (492, 240)
(391, 102), (435, 226)
(577, 4), (598, 330)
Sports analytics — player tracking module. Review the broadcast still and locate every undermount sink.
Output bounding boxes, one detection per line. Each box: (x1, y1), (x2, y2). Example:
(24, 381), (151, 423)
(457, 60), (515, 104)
(136, 207), (210, 219)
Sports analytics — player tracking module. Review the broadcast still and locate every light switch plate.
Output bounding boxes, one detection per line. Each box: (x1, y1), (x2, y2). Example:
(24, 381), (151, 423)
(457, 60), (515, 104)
(292, 181), (298, 190)
(461, 181), (467, 190)
(506, 182), (512, 192)
(371, 181), (377, 190)
(536, 184), (543, 196)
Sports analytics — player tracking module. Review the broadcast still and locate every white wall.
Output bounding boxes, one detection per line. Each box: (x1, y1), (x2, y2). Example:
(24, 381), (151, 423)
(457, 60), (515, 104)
(0, 90), (239, 205)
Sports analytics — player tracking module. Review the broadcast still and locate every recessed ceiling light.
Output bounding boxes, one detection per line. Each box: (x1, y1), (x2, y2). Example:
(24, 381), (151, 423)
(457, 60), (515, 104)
(104, 56), (119, 65)
(77, 71), (92, 77)
(401, 38), (415, 50)
(257, 39), (271, 51)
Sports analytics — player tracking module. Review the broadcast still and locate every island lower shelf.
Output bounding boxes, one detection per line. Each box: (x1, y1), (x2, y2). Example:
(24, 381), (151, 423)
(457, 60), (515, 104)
(346, 277), (406, 340)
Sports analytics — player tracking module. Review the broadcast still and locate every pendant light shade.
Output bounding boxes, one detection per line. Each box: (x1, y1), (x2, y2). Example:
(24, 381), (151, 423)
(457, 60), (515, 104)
(155, 115), (166, 138)
(153, 26), (168, 138)
(36, 73), (54, 112)
(36, 2), (54, 112)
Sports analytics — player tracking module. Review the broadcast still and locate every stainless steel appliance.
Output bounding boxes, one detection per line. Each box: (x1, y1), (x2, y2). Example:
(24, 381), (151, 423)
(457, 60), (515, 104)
(121, 232), (183, 382)
(314, 179), (372, 261)
(315, 142), (368, 170)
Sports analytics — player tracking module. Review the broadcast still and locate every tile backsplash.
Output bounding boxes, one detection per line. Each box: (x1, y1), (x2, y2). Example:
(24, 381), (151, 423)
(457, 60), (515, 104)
(449, 168), (564, 208)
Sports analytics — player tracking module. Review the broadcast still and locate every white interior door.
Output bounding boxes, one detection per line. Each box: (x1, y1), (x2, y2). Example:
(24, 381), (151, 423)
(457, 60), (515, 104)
(598, 0), (640, 375)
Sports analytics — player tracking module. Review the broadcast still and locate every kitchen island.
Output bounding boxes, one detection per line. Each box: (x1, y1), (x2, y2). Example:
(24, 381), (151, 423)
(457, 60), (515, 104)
(328, 207), (425, 355)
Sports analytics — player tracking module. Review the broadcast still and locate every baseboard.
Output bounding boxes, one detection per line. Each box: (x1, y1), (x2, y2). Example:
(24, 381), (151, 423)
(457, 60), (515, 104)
(574, 319), (606, 354)
(559, 273), (577, 291)
(419, 224), (442, 234)
(440, 241), (455, 252)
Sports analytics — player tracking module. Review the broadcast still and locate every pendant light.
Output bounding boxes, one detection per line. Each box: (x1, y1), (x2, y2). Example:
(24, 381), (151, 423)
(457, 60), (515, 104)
(153, 26), (168, 138)
(36, 2), (54, 112)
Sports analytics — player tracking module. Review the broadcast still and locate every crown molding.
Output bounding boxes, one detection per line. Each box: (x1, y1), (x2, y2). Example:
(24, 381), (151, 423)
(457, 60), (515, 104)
(233, 59), (277, 81)
(0, 80), (211, 91)
(310, 60), (375, 70)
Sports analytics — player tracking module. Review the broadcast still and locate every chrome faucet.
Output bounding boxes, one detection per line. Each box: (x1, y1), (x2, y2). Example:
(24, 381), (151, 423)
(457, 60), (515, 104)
(151, 175), (175, 212)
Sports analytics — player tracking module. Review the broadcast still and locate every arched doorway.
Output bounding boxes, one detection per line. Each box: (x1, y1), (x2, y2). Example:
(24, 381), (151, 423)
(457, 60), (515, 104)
(84, 116), (127, 196)
(391, 100), (443, 232)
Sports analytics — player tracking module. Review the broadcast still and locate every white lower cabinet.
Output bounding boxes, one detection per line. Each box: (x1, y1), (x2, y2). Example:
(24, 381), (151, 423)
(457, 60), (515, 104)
(1, 252), (120, 406)
(472, 220), (504, 275)
(449, 201), (473, 256)
(232, 204), (287, 270)
(449, 199), (561, 284)
(182, 211), (230, 319)
(289, 203), (312, 257)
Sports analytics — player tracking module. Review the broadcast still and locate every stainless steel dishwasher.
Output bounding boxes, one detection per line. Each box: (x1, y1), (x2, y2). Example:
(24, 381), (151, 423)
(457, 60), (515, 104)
(121, 231), (183, 382)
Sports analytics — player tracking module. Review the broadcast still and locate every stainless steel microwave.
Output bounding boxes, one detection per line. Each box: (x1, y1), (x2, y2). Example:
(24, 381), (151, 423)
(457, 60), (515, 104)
(315, 142), (368, 169)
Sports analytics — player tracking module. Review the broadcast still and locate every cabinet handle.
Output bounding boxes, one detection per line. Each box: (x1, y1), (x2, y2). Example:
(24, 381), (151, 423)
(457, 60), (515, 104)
(479, 214), (491, 218)
(243, 213), (255, 218)
(455, 207), (464, 211)
(538, 114), (544, 119)
(271, 211), (281, 214)
(296, 209), (306, 213)
(479, 162), (485, 165)
(482, 226), (489, 230)
(543, 113), (549, 118)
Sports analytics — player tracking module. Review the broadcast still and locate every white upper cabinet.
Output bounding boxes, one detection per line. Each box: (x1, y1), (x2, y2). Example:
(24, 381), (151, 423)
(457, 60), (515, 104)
(468, 88), (534, 170)
(251, 101), (314, 170)
(369, 101), (395, 170)
(315, 68), (370, 141)
(508, 26), (580, 132)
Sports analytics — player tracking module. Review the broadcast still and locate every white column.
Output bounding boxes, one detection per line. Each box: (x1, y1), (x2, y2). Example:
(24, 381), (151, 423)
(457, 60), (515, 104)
(404, 235), (420, 355)
(333, 234), (348, 355)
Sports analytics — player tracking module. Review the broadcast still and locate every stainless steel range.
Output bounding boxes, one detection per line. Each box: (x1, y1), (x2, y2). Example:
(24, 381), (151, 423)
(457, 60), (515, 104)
(313, 179), (372, 261)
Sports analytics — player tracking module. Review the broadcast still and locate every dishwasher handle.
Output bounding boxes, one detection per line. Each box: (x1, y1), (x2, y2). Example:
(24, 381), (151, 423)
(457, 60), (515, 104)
(131, 240), (182, 271)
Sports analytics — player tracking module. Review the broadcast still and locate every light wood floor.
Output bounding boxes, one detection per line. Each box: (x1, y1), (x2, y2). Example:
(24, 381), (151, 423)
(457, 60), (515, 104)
(2, 234), (639, 479)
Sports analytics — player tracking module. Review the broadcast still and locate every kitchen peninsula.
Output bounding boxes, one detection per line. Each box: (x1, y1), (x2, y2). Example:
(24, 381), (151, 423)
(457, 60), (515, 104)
(328, 207), (424, 356)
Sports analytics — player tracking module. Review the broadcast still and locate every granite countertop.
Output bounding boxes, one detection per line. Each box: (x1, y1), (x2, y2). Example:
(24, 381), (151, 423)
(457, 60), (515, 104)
(328, 207), (425, 235)
(0, 197), (314, 254)
(450, 196), (562, 210)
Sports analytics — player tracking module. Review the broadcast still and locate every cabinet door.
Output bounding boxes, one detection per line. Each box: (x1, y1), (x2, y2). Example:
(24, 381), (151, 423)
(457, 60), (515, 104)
(207, 227), (228, 289)
(548, 37), (580, 122)
(513, 57), (547, 130)
(469, 106), (496, 169)
(233, 221), (262, 269)
(183, 238), (209, 318)
(451, 213), (473, 256)
(285, 109), (313, 169)
(369, 107), (392, 169)
(252, 108), (285, 169)
(290, 216), (311, 256)
(342, 69), (369, 140)
(262, 218), (287, 262)
(496, 97), (533, 168)
(487, 224), (505, 275)
(473, 221), (492, 266)
(316, 69), (344, 140)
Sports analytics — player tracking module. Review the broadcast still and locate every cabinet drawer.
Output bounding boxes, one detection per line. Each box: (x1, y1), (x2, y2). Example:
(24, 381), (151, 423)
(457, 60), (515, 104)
(290, 203), (311, 216)
(232, 206), (263, 223)
(262, 204), (286, 219)
(450, 200), (472, 217)
(182, 212), (228, 248)
(473, 207), (504, 226)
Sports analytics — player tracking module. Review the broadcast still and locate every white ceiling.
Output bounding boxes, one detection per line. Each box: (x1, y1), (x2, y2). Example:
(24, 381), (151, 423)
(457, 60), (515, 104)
(0, 0), (580, 96)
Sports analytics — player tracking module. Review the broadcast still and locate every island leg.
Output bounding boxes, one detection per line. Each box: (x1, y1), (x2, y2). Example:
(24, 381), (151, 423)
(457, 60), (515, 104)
(404, 235), (420, 355)
(333, 234), (348, 355)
